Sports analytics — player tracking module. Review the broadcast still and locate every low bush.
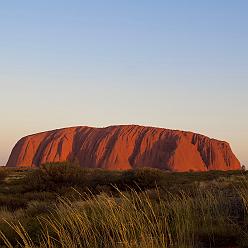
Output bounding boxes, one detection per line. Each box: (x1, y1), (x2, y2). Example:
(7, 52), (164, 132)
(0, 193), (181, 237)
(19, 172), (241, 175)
(0, 195), (27, 210)
(0, 168), (10, 183)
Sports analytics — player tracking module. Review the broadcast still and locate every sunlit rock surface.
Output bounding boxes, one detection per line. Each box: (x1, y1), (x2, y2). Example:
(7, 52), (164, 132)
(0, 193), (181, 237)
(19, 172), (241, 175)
(6, 125), (241, 171)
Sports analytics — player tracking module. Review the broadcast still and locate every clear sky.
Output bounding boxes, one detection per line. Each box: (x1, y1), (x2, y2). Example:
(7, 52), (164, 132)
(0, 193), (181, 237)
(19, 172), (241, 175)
(0, 1), (247, 166)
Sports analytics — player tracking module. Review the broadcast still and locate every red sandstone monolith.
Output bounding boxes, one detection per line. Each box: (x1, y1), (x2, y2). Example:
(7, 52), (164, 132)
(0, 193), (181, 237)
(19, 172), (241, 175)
(6, 125), (241, 172)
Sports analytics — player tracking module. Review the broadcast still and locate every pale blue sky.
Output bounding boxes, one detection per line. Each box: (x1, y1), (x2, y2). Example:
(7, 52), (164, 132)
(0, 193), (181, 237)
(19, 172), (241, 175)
(0, 1), (247, 166)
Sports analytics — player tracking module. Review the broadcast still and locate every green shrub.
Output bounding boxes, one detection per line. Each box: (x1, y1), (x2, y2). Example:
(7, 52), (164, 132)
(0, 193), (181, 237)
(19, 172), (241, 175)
(119, 167), (165, 190)
(22, 162), (90, 191)
(0, 195), (27, 210)
(0, 168), (10, 183)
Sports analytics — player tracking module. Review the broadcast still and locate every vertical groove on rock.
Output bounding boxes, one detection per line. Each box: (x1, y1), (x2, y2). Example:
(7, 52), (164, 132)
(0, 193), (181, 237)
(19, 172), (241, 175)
(32, 132), (56, 166)
(128, 126), (149, 167)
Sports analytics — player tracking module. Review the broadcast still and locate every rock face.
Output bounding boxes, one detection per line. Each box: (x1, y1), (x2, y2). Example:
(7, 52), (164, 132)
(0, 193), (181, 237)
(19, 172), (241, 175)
(6, 125), (241, 171)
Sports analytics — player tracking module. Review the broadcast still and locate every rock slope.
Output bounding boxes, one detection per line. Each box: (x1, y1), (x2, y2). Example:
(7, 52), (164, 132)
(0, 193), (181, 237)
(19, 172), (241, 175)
(6, 125), (241, 171)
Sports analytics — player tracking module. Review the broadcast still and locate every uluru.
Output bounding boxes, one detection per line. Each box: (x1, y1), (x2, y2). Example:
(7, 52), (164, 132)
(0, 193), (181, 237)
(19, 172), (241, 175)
(6, 125), (241, 172)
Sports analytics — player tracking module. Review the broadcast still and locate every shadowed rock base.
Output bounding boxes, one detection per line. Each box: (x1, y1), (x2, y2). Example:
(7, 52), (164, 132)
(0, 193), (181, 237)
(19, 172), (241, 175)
(6, 125), (241, 171)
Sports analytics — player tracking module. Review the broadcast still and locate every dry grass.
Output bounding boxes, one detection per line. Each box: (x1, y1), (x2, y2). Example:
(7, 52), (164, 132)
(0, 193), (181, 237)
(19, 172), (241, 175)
(0, 164), (247, 247)
(0, 186), (245, 248)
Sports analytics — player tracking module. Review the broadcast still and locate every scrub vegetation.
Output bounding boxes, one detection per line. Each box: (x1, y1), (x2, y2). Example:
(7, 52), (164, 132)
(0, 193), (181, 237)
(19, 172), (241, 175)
(0, 163), (247, 247)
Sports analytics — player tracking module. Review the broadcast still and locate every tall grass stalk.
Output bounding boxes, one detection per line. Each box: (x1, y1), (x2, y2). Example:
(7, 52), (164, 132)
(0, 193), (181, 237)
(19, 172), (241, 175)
(0, 187), (241, 248)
